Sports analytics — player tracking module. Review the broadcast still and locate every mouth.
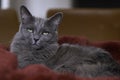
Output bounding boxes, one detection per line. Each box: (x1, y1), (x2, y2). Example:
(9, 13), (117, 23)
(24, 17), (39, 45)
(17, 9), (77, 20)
(32, 44), (44, 50)
(36, 46), (44, 50)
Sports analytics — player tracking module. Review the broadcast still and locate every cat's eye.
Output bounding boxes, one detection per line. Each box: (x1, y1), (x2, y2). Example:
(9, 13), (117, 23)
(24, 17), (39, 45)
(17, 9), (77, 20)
(27, 28), (33, 33)
(42, 32), (49, 35)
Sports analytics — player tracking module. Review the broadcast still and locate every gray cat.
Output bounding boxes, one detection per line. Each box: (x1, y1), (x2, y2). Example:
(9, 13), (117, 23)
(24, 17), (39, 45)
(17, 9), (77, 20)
(10, 6), (120, 77)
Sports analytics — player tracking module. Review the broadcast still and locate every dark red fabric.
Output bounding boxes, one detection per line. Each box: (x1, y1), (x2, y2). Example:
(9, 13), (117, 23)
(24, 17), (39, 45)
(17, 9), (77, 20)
(0, 36), (120, 80)
(58, 36), (89, 45)
(91, 41), (120, 63)
(0, 46), (17, 80)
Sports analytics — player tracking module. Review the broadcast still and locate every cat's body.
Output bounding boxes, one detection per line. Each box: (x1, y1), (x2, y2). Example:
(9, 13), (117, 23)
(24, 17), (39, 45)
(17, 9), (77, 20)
(10, 6), (120, 77)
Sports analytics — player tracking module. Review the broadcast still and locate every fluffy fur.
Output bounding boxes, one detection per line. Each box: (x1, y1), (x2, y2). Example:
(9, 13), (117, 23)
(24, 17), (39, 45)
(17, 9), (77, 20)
(10, 6), (120, 77)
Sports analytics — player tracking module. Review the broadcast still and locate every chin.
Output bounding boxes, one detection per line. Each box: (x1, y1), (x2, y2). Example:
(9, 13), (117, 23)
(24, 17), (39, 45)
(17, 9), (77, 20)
(32, 44), (44, 50)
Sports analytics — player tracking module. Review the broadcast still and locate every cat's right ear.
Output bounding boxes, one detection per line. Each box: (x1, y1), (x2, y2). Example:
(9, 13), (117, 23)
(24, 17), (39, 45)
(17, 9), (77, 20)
(48, 12), (63, 26)
(20, 5), (33, 24)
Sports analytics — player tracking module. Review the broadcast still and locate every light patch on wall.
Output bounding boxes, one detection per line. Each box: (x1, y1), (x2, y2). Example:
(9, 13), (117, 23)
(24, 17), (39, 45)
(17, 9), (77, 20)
(24, 0), (72, 18)
(1, 0), (10, 9)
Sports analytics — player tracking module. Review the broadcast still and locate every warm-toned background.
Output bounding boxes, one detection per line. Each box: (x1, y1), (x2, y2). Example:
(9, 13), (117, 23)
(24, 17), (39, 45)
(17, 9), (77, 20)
(47, 9), (120, 41)
(0, 0), (120, 45)
(1, 8), (120, 45)
(0, 9), (19, 45)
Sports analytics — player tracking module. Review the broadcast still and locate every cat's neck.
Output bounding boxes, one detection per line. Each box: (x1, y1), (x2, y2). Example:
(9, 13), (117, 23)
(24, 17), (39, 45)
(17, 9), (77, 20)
(31, 42), (59, 65)
(34, 43), (59, 52)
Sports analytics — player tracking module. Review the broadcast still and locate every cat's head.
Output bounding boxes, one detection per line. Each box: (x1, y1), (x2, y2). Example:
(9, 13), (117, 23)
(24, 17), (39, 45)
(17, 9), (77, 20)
(19, 6), (63, 49)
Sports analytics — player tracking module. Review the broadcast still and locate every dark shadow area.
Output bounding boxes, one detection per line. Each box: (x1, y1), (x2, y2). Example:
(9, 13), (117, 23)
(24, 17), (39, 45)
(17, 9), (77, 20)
(72, 0), (120, 8)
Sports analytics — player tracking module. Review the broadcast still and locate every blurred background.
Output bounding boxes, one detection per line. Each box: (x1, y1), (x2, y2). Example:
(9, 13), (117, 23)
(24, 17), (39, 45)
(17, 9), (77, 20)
(0, 0), (120, 45)
(1, 0), (72, 18)
(1, 0), (120, 18)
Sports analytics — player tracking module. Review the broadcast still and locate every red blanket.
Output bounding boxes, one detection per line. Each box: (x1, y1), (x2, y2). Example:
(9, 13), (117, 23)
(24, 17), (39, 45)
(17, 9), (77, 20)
(0, 36), (120, 80)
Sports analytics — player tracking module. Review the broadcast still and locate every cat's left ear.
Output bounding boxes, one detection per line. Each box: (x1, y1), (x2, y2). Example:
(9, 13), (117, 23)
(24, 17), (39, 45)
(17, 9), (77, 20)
(48, 12), (63, 26)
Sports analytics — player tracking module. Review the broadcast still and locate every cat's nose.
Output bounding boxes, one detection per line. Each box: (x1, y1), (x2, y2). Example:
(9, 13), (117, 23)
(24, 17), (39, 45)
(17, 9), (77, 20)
(34, 38), (39, 42)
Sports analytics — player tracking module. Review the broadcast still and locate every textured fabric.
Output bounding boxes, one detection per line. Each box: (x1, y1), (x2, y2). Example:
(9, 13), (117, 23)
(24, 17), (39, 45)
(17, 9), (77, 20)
(0, 36), (120, 80)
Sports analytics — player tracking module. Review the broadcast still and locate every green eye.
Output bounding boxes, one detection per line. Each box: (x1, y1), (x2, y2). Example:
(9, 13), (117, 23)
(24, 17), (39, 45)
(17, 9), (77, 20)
(27, 28), (33, 33)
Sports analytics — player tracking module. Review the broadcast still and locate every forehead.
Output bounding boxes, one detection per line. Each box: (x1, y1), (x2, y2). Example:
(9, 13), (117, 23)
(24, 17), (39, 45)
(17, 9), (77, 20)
(34, 17), (46, 27)
(32, 17), (51, 31)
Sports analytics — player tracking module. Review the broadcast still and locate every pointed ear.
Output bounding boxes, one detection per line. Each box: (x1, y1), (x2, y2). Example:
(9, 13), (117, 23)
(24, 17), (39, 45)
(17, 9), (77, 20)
(20, 5), (33, 24)
(48, 12), (63, 25)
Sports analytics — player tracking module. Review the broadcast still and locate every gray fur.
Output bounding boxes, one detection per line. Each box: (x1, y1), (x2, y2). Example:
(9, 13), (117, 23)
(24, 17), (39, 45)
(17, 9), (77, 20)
(10, 6), (120, 77)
